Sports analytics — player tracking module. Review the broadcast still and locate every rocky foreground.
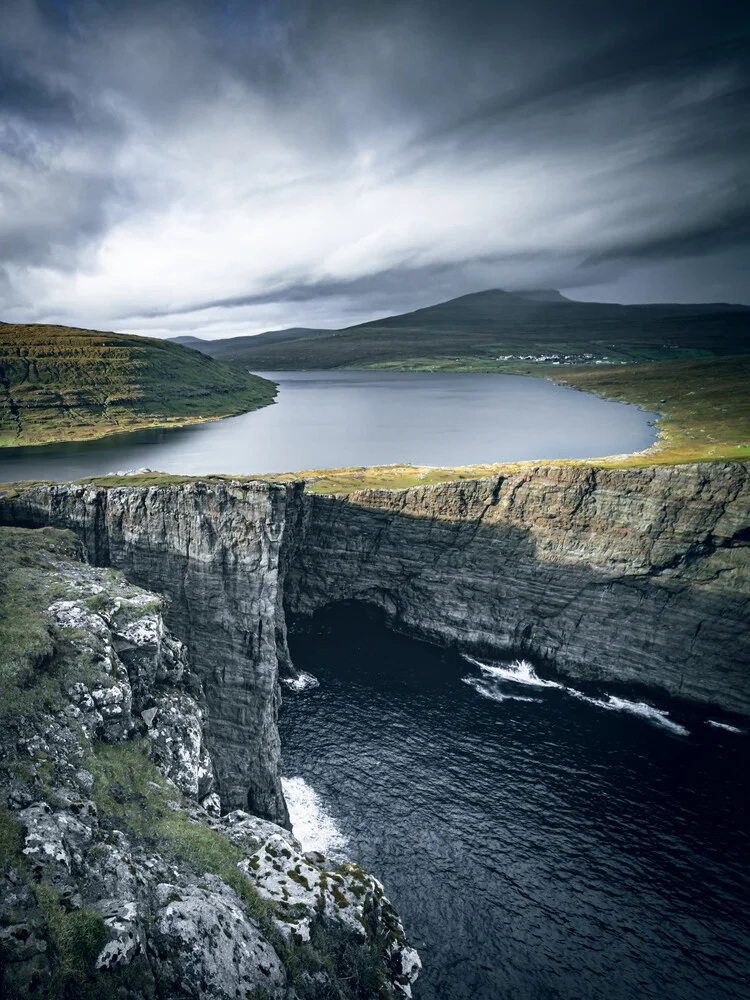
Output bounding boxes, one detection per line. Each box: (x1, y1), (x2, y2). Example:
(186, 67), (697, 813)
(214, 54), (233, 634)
(0, 526), (420, 999)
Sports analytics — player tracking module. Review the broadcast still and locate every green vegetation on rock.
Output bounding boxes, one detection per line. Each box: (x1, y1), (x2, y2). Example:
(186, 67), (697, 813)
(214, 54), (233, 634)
(0, 526), (86, 718)
(88, 740), (275, 927)
(0, 527), (418, 999)
(32, 885), (110, 995)
(0, 323), (277, 446)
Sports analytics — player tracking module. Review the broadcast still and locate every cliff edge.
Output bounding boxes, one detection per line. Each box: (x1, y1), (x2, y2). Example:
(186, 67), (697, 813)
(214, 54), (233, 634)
(1, 461), (748, 827)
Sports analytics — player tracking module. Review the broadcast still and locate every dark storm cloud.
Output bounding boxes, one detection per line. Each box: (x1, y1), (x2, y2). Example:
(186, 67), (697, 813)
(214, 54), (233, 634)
(0, 0), (748, 335)
(132, 259), (480, 318)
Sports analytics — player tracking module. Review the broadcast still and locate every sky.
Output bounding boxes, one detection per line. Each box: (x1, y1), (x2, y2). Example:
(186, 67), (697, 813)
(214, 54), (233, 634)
(1, 0), (749, 340)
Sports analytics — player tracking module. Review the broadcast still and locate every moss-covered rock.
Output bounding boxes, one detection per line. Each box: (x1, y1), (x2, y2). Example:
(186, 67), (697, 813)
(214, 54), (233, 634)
(0, 526), (420, 999)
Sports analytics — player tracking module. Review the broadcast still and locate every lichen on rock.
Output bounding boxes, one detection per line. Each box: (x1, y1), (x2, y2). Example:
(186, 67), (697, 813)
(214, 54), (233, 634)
(0, 525), (420, 999)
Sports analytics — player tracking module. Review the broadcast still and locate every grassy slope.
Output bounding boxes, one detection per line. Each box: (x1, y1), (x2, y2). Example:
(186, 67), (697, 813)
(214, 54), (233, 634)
(0, 323), (277, 446)
(0, 526), (80, 712)
(189, 290), (750, 370)
(559, 355), (750, 466)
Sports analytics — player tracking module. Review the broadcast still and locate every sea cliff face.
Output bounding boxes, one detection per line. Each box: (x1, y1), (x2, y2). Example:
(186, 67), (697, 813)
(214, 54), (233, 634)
(1, 461), (749, 824)
(286, 463), (750, 713)
(0, 481), (299, 826)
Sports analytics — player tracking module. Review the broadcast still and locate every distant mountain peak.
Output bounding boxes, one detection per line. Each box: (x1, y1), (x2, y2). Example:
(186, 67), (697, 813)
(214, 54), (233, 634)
(434, 287), (572, 307)
(511, 288), (571, 303)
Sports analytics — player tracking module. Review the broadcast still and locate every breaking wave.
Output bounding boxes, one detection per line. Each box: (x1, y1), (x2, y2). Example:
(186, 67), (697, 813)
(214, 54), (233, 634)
(707, 720), (745, 734)
(462, 656), (564, 689)
(461, 676), (543, 703)
(566, 691), (689, 735)
(281, 776), (348, 856)
(462, 656), (689, 734)
(281, 671), (320, 692)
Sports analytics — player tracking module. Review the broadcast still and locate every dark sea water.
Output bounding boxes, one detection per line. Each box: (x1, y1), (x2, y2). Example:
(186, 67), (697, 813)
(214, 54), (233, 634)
(279, 605), (750, 1000)
(0, 370), (656, 482)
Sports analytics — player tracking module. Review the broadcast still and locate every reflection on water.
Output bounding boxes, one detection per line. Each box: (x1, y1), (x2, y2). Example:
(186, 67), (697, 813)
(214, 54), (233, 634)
(0, 370), (657, 482)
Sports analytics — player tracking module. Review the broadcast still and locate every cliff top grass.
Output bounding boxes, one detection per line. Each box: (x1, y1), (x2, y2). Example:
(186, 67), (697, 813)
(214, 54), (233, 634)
(557, 354), (750, 467)
(0, 323), (277, 447)
(0, 526), (83, 712)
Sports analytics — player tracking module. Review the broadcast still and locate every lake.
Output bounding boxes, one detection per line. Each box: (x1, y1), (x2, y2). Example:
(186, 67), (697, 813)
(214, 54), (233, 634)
(0, 370), (657, 482)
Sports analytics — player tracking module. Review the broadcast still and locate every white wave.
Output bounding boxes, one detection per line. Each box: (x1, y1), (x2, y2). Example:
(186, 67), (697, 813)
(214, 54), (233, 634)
(281, 776), (348, 856)
(461, 656), (690, 736)
(461, 676), (542, 703)
(462, 655), (563, 689)
(567, 690), (689, 735)
(707, 720), (745, 734)
(280, 671), (320, 692)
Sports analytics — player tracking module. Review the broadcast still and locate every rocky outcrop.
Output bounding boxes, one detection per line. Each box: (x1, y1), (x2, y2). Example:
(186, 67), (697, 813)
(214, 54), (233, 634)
(0, 527), (420, 1000)
(1, 461), (749, 822)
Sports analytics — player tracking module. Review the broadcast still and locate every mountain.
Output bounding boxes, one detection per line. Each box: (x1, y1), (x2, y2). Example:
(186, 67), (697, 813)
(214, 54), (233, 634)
(168, 327), (330, 359)
(169, 335), (207, 347)
(181, 288), (750, 370)
(0, 324), (276, 447)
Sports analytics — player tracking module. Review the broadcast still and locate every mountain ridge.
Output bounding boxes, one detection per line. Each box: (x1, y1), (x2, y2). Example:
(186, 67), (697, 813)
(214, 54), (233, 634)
(165, 287), (750, 369)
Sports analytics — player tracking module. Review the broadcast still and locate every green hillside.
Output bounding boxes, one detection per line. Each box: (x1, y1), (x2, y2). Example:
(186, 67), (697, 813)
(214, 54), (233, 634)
(0, 324), (277, 446)
(560, 354), (750, 465)
(198, 289), (750, 370)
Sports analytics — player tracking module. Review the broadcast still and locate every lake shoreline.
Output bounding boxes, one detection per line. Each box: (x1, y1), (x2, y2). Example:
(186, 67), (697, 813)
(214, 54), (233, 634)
(0, 369), (658, 484)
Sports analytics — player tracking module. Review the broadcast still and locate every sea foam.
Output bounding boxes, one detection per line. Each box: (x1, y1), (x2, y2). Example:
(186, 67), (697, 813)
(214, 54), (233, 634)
(281, 776), (348, 856)
(281, 671), (320, 692)
(461, 675), (542, 703)
(707, 720), (745, 734)
(567, 691), (689, 735)
(461, 656), (689, 734)
(461, 655), (563, 689)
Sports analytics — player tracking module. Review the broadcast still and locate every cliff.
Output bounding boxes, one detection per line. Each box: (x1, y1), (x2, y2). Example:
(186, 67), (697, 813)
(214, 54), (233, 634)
(1, 481), (296, 825)
(1, 461), (748, 828)
(286, 463), (750, 713)
(0, 526), (420, 999)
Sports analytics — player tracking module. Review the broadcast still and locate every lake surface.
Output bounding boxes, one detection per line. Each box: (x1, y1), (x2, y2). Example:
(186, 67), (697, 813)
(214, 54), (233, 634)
(280, 605), (750, 1000)
(0, 370), (657, 482)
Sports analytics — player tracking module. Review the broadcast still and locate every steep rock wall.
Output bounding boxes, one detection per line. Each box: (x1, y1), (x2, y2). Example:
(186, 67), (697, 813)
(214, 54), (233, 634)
(0, 481), (300, 825)
(2, 462), (749, 820)
(283, 463), (750, 714)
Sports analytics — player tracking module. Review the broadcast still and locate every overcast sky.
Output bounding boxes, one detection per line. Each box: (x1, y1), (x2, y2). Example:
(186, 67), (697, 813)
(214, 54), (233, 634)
(1, 0), (749, 339)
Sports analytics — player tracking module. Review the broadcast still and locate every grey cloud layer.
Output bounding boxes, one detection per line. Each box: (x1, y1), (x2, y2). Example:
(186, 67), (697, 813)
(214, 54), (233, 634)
(1, 0), (748, 336)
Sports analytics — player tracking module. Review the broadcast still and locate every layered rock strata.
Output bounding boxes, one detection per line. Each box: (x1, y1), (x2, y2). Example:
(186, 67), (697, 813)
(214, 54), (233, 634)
(1, 461), (748, 826)
(0, 482), (297, 825)
(285, 463), (750, 714)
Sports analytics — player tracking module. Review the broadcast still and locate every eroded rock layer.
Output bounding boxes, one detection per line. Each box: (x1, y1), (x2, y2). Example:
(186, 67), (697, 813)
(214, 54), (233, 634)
(285, 463), (750, 714)
(1, 461), (749, 823)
